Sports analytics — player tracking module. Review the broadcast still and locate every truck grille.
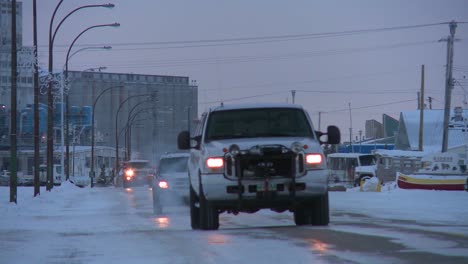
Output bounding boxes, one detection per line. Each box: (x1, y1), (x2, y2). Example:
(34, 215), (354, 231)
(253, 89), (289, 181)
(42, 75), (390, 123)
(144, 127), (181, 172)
(224, 145), (302, 179)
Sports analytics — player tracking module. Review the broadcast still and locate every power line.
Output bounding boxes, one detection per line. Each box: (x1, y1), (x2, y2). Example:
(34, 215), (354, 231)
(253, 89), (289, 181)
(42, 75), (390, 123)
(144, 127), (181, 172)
(200, 91), (417, 114)
(48, 21), (448, 49)
(62, 40), (438, 70)
(322, 99), (416, 114)
(201, 91), (286, 105)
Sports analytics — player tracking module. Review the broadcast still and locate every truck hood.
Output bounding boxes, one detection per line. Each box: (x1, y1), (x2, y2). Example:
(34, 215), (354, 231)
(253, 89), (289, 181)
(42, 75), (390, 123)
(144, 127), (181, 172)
(202, 137), (321, 157)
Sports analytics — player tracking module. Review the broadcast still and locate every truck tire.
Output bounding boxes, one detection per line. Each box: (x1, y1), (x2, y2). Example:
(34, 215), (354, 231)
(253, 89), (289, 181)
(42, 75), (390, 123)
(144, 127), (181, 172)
(310, 192), (329, 226)
(189, 185), (200, 229)
(293, 206), (312, 226)
(199, 189), (219, 230)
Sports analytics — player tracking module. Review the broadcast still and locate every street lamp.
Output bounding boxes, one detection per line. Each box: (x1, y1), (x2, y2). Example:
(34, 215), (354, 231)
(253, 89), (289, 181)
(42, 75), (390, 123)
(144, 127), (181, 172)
(62, 47), (111, 182)
(63, 24), (119, 181)
(114, 94), (156, 184)
(125, 103), (156, 160)
(90, 84), (124, 187)
(47, 1), (115, 190)
(118, 111), (152, 161)
(68, 46), (112, 63)
(60, 49), (112, 183)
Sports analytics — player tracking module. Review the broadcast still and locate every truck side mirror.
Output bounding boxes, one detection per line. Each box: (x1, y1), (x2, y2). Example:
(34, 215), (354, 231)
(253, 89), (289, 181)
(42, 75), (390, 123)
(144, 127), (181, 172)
(315, 125), (341, 145)
(177, 131), (190, 150)
(327, 125), (341, 144)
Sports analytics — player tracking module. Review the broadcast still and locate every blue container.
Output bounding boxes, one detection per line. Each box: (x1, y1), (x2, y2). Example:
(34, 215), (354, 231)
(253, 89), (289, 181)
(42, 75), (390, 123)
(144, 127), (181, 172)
(81, 106), (92, 126)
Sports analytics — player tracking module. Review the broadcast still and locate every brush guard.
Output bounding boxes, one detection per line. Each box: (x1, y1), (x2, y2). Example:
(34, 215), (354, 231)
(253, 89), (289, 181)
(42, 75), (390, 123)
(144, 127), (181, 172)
(224, 144), (306, 210)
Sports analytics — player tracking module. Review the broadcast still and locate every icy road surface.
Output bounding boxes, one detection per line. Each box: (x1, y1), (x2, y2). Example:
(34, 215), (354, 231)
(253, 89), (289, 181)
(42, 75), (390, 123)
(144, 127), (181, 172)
(1, 182), (468, 264)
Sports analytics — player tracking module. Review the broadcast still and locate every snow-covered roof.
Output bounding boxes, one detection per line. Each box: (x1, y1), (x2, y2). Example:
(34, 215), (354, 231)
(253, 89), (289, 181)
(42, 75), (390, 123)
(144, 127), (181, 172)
(399, 109), (467, 153)
(373, 149), (429, 158)
(327, 152), (374, 158)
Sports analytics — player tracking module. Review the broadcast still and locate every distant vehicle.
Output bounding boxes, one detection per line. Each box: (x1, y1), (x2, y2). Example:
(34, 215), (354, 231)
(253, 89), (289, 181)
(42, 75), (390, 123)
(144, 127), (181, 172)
(0, 170), (9, 186)
(327, 153), (376, 187)
(69, 175), (90, 188)
(177, 103), (340, 230)
(373, 149), (426, 184)
(152, 152), (190, 214)
(18, 172), (34, 186)
(120, 159), (153, 188)
(36, 164), (62, 186)
(0, 165), (62, 187)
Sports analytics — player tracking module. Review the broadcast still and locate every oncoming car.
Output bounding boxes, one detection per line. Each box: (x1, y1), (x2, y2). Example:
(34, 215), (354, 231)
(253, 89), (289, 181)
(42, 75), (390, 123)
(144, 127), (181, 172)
(152, 152), (190, 214)
(120, 159), (153, 188)
(177, 103), (341, 230)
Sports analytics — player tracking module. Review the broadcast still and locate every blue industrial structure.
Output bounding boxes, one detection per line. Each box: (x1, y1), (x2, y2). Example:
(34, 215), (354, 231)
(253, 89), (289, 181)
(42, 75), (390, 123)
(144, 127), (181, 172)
(0, 104), (92, 145)
(338, 144), (395, 154)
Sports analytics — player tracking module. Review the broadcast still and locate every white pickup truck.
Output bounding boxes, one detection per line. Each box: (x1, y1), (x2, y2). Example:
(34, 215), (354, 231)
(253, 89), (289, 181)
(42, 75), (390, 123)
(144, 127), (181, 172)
(38, 164), (62, 186)
(177, 103), (340, 230)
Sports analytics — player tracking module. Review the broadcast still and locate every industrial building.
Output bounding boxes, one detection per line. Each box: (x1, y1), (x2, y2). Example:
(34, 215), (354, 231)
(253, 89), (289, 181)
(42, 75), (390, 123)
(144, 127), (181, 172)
(49, 70), (198, 166)
(0, 0), (198, 175)
(0, 0), (34, 111)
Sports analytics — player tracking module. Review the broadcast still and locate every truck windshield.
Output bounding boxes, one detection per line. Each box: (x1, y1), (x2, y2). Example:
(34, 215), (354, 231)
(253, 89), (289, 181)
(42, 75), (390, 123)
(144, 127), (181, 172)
(205, 108), (313, 141)
(359, 155), (376, 166)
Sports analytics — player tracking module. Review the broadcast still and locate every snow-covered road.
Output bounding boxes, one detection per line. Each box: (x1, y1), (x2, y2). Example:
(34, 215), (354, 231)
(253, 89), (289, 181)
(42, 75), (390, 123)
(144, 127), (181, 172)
(1, 182), (467, 264)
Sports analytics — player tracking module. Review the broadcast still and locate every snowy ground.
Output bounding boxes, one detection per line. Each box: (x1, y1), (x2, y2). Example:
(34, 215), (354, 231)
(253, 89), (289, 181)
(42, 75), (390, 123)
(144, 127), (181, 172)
(1, 181), (467, 264)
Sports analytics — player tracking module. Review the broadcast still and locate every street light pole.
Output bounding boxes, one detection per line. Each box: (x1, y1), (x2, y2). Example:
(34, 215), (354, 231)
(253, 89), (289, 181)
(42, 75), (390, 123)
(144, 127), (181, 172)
(90, 84), (124, 187)
(10, 0), (18, 203)
(47, 2), (115, 190)
(114, 94), (155, 184)
(33, 0), (40, 197)
(46, 0), (64, 191)
(117, 115), (149, 161)
(64, 24), (118, 181)
(125, 103), (156, 160)
(125, 116), (150, 161)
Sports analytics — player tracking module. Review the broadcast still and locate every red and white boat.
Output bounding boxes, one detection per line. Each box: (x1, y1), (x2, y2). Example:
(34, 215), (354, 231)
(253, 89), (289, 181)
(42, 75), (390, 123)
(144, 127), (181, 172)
(397, 152), (468, 191)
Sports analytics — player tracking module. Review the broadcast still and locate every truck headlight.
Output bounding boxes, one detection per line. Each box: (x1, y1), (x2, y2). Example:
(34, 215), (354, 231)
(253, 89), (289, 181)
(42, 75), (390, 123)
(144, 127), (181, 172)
(205, 157), (224, 173)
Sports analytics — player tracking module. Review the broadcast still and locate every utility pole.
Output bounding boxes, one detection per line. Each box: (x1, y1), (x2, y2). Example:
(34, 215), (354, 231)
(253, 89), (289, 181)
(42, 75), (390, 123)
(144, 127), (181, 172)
(348, 102), (353, 153)
(318, 111), (322, 130)
(418, 65), (425, 151)
(441, 21), (457, 153)
(10, 0), (18, 203)
(417, 92), (421, 110)
(291, 90), (296, 104)
(33, 0), (40, 196)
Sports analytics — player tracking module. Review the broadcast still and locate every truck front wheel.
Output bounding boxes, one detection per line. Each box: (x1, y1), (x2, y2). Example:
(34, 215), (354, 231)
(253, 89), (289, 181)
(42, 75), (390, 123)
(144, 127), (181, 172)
(199, 189), (219, 230)
(189, 185), (200, 229)
(294, 206), (312, 225)
(294, 193), (329, 226)
(310, 192), (329, 226)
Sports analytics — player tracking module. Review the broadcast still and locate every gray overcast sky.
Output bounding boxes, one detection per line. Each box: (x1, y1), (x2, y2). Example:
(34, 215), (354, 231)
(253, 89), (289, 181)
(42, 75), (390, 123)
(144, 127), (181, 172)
(21, 0), (468, 139)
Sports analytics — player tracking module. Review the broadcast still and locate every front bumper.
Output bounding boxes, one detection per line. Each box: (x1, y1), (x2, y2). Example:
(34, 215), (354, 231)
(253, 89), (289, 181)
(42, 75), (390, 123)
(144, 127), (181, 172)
(199, 170), (328, 202)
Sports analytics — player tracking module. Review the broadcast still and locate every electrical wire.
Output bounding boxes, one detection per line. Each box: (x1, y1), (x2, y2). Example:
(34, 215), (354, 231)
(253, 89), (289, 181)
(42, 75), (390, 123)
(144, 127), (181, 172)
(322, 99), (416, 114)
(62, 40), (438, 70)
(48, 22), (448, 49)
